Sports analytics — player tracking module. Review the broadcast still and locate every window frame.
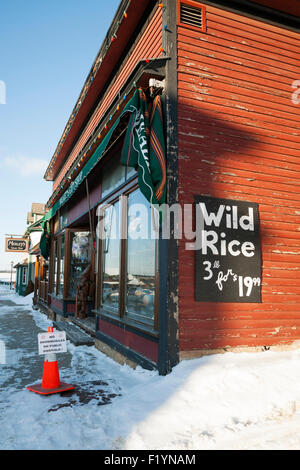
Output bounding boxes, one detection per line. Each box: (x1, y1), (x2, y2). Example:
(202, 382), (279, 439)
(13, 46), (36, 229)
(50, 232), (66, 298)
(97, 195), (123, 317)
(50, 228), (93, 300)
(124, 187), (159, 331)
(67, 229), (93, 300)
(96, 179), (159, 334)
(22, 266), (28, 285)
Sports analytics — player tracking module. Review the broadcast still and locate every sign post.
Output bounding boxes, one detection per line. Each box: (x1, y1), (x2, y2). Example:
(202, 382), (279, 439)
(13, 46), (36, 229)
(195, 195), (262, 303)
(38, 330), (67, 355)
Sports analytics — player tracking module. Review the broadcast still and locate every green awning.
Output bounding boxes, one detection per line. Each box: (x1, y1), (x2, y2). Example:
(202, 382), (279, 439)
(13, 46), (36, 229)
(38, 119), (121, 258)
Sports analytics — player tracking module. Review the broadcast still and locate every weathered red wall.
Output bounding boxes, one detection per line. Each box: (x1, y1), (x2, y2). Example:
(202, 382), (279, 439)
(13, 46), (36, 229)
(177, 3), (300, 351)
(53, 7), (163, 191)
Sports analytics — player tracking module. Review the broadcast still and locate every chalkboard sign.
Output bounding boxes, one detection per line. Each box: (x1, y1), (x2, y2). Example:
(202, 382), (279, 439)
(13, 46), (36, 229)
(195, 195), (262, 303)
(5, 238), (28, 253)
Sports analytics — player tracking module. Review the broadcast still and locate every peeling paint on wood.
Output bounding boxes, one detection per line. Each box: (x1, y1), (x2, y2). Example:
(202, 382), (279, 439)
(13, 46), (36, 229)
(177, 3), (300, 352)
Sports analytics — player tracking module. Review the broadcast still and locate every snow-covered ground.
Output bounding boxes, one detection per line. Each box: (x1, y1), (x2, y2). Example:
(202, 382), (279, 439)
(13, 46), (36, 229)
(1, 284), (300, 450)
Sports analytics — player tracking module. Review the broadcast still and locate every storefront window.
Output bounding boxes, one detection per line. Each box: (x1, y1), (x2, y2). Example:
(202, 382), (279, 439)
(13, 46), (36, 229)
(51, 234), (65, 297)
(58, 234), (65, 297)
(22, 267), (28, 285)
(44, 262), (49, 283)
(101, 153), (136, 199)
(52, 240), (58, 293)
(102, 157), (125, 199)
(68, 231), (91, 298)
(59, 209), (68, 231)
(101, 200), (120, 312)
(98, 186), (158, 331)
(125, 190), (156, 326)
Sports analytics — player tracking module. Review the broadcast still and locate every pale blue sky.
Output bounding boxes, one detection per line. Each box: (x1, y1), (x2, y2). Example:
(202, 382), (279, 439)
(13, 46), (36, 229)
(0, 0), (120, 270)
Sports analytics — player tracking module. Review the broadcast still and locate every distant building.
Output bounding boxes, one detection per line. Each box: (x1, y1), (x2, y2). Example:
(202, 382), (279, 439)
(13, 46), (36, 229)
(14, 259), (29, 296)
(14, 203), (45, 296)
(27, 203), (45, 226)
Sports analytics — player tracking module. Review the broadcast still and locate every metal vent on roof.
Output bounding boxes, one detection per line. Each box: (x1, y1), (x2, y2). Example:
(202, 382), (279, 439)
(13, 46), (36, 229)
(180, 3), (203, 29)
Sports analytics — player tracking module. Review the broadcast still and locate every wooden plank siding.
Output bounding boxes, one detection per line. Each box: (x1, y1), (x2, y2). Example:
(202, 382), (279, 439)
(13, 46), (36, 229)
(53, 7), (162, 191)
(177, 3), (300, 351)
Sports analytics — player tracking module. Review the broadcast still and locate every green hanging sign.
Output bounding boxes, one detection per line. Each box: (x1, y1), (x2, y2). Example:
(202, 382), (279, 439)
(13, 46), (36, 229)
(120, 88), (166, 205)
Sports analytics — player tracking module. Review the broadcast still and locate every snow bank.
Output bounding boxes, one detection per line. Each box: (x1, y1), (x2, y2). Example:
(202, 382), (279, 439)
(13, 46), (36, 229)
(109, 349), (300, 450)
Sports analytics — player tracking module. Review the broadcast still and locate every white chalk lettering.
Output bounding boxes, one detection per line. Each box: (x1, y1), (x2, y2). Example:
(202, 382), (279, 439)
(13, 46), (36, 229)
(199, 203), (254, 231)
(199, 203), (225, 227)
(201, 231), (255, 257)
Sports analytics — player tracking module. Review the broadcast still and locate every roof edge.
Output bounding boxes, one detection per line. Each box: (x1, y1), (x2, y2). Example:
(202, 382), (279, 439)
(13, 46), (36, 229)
(44, 0), (154, 182)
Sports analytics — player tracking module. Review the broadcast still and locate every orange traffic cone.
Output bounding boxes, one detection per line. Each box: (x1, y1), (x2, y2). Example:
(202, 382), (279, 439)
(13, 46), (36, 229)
(42, 356), (61, 389)
(26, 327), (75, 395)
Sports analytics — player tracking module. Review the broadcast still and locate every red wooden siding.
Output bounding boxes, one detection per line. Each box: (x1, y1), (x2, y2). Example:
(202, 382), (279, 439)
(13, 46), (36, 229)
(53, 7), (162, 191)
(177, 3), (300, 351)
(66, 303), (76, 313)
(66, 303), (90, 315)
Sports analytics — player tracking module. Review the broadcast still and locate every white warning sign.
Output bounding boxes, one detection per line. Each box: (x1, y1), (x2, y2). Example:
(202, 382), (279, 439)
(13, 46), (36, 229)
(38, 331), (67, 355)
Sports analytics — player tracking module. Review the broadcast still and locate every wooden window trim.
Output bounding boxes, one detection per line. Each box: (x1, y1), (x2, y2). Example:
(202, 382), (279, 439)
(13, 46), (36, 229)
(119, 194), (128, 319)
(50, 227), (91, 301)
(22, 267), (28, 285)
(63, 230), (70, 299)
(177, 0), (207, 32)
(67, 228), (92, 300)
(49, 232), (64, 298)
(124, 187), (159, 330)
(96, 176), (139, 312)
(97, 195), (122, 318)
(56, 234), (62, 297)
(50, 238), (57, 295)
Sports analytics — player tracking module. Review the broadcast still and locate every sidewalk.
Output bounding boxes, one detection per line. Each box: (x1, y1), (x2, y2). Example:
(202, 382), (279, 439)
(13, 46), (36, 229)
(0, 285), (149, 450)
(0, 297), (73, 391)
